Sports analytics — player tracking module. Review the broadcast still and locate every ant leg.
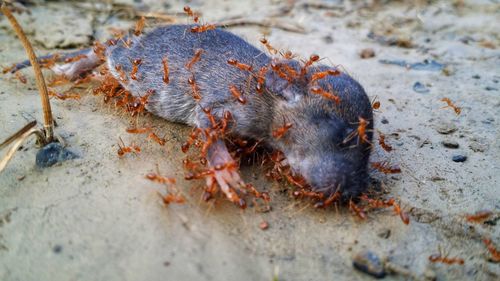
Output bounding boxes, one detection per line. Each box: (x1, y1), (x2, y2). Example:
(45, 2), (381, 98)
(52, 49), (103, 80)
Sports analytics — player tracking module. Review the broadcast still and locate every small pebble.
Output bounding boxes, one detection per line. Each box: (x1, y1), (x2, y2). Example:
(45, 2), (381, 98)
(322, 35), (333, 44)
(485, 86), (497, 91)
(472, 74), (480, 79)
(36, 142), (78, 168)
(469, 140), (488, 152)
(353, 251), (386, 279)
(53, 245), (62, 253)
(441, 140), (459, 149)
(377, 229), (391, 239)
(452, 155), (467, 162)
(435, 122), (457, 134)
(413, 82), (430, 93)
(360, 48), (375, 59)
(259, 221), (269, 230)
(381, 118), (389, 124)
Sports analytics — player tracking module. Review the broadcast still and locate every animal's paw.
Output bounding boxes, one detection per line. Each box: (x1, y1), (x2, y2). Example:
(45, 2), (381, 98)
(205, 162), (247, 208)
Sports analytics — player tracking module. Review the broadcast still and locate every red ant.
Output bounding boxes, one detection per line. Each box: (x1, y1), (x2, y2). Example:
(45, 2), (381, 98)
(310, 86), (341, 104)
(483, 239), (500, 262)
(309, 69), (341, 83)
(349, 200), (367, 220)
(186, 49), (204, 70)
(161, 56), (170, 84)
(465, 210), (493, 223)
(371, 162), (401, 174)
(181, 128), (202, 153)
(428, 246), (464, 265)
(187, 76), (202, 101)
(313, 191), (341, 208)
(48, 90), (81, 100)
(272, 120), (293, 139)
(183, 6), (199, 23)
(300, 54), (320, 76)
(130, 58), (142, 80)
(134, 16), (146, 36)
(255, 65), (268, 93)
(371, 96), (381, 111)
(64, 54), (87, 63)
(114, 64), (127, 82)
(146, 173), (176, 185)
(377, 130), (393, 152)
(227, 58), (253, 72)
(229, 85), (246, 104)
(14, 71), (27, 84)
(93, 41), (107, 61)
(202, 107), (218, 129)
(148, 132), (166, 146)
(126, 127), (151, 134)
(191, 24), (216, 33)
(440, 98), (461, 115)
(117, 137), (141, 157)
(260, 38), (278, 55)
(281, 50), (296, 60)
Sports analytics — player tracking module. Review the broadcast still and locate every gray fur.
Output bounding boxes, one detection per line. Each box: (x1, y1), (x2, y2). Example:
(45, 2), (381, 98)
(66, 24), (373, 198)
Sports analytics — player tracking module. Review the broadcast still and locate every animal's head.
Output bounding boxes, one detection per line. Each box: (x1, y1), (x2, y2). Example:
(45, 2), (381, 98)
(266, 60), (373, 199)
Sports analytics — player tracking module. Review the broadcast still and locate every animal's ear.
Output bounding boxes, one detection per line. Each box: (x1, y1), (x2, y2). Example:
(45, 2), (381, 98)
(264, 74), (303, 103)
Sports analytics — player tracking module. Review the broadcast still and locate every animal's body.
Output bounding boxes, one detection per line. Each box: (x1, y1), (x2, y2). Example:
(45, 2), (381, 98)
(15, 24), (374, 203)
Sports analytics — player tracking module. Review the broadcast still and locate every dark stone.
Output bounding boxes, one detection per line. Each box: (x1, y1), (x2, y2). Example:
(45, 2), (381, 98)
(452, 155), (467, 162)
(472, 74), (480, 79)
(53, 245), (62, 253)
(413, 82), (430, 93)
(36, 142), (78, 168)
(353, 251), (386, 278)
(381, 118), (389, 124)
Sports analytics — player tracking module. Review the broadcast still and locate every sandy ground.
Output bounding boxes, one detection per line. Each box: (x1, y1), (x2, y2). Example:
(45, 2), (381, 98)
(0, 0), (499, 280)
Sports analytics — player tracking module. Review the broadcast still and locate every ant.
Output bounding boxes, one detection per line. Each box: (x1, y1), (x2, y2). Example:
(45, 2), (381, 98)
(130, 58), (142, 80)
(260, 38), (278, 55)
(186, 49), (204, 70)
(270, 61), (297, 82)
(272, 120), (293, 139)
(465, 210), (493, 223)
(313, 191), (341, 209)
(64, 54), (87, 63)
(229, 85), (246, 104)
(127, 89), (153, 116)
(182, 158), (199, 171)
(371, 162), (401, 174)
(300, 54), (320, 76)
(428, 246), (464, 265)
(114, 64), (127, 82)
(280, 50), (296, 60)
(148, 132), (166, 146)
(227, 58), (253, 72)
(93, 41), (107, 61)
(309, 69), (341, 83)
(202, 107), (218, 129)
(292, 189), (324, 200)
(14, 71), (27, 84)
(126, 127), (151, 134)
(48, 90), (81, 100)
(440, 98), (461, 115)
(162, 56), (169, 84)
(146, 173), (176, 185)
(310, 86), (341, 104)
(377, 130), (393, 152)
(357, 117), (370, 144)
(219, 111), (233, 135)
(255, 65), (268, 94)
(191, 24), (216, 33)
(187, 76), (202, 101)
(483, 239), (500, 262)
(181, 128), (202, 153)
(183, 6), (199, 23)
(161, 193), (186, 205)
(117, 137), (141, 157)
(371, 96), (381, 111)
(134, 16), (146, 36)
(349, 200), (367, 220)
